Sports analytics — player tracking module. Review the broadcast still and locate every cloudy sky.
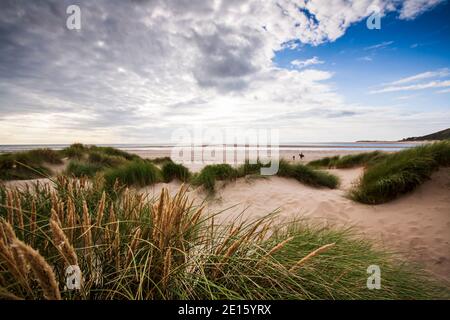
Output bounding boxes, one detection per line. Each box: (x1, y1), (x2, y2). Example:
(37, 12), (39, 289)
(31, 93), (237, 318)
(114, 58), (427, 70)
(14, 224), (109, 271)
(0, 0), (449, 144)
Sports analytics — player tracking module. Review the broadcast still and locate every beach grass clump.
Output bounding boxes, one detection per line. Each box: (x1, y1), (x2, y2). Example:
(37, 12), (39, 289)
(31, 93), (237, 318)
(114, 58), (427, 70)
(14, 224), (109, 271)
(161, 161), (191, 182)
(0, 180), (447, 300)
(89, 146), (140, 161)
(424, 139), (450, 166)
(60, 143), (88, 159)
(66, 160), (106, 178)
(148, 156), (172, 165)
(23, 149), (63, 165)
(334, 151), (388, 168)
(236, 160), (265, 177)
(308, 152), (387, 169)
(278, 160), (339, 189)
(192, 164), (238, 192)
(61, 144), (140, 162)
(351, 141), (450, 204)
(307, 156), (340, 168)
(0, 148), (62, 180)
(88, 151), (127, 167)
(61, 145), (139, 179)
(103, 160), (162, 188)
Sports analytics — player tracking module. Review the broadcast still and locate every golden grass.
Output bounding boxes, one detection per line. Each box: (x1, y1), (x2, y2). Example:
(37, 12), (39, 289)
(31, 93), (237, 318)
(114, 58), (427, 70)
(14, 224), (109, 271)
(14, 240), (61, 300)
(289, 243), (335, 272)
(0, 176), (447, 300)
(81, 200), (93, 262)
(257, 236), (295, 267)
(1, 219), (61, 300)
(50, 209), (78, 266)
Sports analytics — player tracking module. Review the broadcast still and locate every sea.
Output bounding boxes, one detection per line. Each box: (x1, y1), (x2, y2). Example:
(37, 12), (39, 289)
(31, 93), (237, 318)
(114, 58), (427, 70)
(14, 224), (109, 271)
(0, 142), (425, 154)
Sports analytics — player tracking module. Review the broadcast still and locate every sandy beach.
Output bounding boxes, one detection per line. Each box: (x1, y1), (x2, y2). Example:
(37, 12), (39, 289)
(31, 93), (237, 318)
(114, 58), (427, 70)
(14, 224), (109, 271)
(131, 148), (400, 172)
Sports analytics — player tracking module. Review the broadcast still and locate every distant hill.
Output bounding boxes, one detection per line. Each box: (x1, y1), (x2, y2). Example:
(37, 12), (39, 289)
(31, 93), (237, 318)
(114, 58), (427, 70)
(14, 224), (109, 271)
(401, 128), (450, 141)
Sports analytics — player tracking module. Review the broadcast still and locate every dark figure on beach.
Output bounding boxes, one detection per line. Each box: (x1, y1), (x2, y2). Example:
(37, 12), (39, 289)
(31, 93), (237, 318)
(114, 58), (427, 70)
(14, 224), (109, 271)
(293, 155), (295, 161)
(299, 152), (305, 160)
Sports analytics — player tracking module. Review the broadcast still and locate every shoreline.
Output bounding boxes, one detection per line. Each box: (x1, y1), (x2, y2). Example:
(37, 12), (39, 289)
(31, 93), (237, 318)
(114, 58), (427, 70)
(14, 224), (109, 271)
(0, 141), (427, 154)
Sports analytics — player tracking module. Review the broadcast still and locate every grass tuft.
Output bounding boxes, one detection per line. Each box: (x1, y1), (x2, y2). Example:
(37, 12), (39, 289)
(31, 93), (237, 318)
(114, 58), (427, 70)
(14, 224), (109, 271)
(0, 149), (62, 180)
(161, 161), (191, 182)
(308, 156), (340, 168)
(89, 146), (140, 161)
(149, 156), (173, 165)
(103, 160), (162, 188)
(335, 151), (388, 168)
(308, 151), (388, 169)
(60, 143), (88, 159)
(278, 160), (339, 189)
(88, 151), (127, 167)
(192, 164), (238, 192)
(66, 160), (105, 178)
(236, 160), (265, 177)
(351, 141), (450, 204)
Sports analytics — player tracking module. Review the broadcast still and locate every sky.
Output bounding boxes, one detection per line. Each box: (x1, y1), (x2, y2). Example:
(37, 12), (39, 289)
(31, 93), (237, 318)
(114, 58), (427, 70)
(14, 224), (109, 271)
(0, 0), (449, 144)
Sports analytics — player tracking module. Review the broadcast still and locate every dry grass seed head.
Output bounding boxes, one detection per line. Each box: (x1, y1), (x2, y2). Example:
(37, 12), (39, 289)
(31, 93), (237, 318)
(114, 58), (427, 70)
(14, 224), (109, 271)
(289, 243), (336, 272)
(126, 227), (142, 266)
(14, 240), (61, 300)
(50, 209), (78, 266)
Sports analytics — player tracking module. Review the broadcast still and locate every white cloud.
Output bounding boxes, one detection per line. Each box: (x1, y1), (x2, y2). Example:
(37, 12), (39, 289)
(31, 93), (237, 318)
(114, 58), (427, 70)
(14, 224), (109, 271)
(399, 0), (444, 19)
(388, 69), (450, 85)
(364, 41), (394, 50)
(0, 0), (448, 143)
(371, 80), (450, 93)
(291, 56), (324, 69)
(372, 69), (450, 94)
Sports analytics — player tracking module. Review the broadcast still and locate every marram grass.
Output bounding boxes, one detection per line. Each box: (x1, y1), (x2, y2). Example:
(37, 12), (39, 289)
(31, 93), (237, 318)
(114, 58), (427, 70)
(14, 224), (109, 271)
(66, 160), (105, 178)
(192, 160), (339, 192)
(103, 160), (162, 189)
(0, 148), (62, 180)
(308, 151), (387, 169)
(278, 159), (339, 189)
(192, 164), (238, 192)
(0, 178), (447, 300)
(351, 141), (450, 204)
(161, 161), (191, 182)
(0, 144), (341, 193)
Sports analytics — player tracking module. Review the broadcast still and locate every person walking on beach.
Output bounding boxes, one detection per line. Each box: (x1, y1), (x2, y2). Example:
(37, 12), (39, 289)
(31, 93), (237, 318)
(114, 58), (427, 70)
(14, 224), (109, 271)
(299, 152), (304, 160)
(292, 155), (295, 161)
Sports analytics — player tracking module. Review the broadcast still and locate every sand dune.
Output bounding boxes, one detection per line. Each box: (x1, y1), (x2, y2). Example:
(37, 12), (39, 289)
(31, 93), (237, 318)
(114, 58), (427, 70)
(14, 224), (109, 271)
(3, 163), (449, 282)
(142, 167), (450, 282)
